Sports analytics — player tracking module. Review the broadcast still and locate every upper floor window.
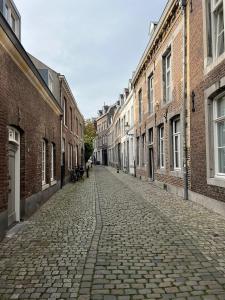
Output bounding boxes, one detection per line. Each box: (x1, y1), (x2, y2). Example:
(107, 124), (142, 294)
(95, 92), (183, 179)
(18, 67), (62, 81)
(63, 98), (67, 126)
(48, 73), (53, 92)
(4, 1), (20, 40)
(70, 107), (73, 131)
(148, 74), (154, 114)
(138, 89), (142, 123)
(148, 128), (153, 145)
(163, 48), (171, 103)
(206, 0), (225, 60)
(172, 117), (181, 170)
(214, 95), (225, 175)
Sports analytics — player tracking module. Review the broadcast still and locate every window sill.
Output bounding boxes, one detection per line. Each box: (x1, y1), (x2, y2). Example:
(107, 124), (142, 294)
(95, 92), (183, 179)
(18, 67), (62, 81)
(42, 183), (50, 191)
(50, 180), (57, 186)
(207, 177), (225, 188)
(204, 52), (225, 75)
(170, 169), (182, 178)
(156, 168), (166, 175)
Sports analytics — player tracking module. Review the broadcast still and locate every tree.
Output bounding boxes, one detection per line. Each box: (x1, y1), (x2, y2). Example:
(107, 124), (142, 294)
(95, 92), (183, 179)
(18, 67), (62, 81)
(84, 119), (96, 162)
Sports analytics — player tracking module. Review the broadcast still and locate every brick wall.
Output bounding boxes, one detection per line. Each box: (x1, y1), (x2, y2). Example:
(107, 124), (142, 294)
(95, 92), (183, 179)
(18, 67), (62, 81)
(133, 10), (185, 189)
(189, 0), (225, 202)
(0, 43), (61, 216)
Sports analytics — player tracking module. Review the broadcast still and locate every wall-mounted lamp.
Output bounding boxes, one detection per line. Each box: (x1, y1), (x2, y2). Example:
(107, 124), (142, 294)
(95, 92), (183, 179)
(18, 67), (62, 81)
(164, 108), (168, 123)
(191, 91), (196, 112)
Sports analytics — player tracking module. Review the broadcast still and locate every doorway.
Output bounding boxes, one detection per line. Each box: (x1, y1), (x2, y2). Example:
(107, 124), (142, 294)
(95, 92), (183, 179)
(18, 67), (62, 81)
(8, 127), (20, 227)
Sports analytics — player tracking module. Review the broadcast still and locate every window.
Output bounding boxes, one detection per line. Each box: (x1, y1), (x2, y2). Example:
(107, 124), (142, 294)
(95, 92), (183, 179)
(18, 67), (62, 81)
(214, 95), (225, 175)
(5, 5), (9, 21)
(148, 74), (154, 114)
(148, 128), (153, 145)
(11, 14), (16, 32)
(172, 118), (181, 170)
(159, 125), (165, 168)
(76, 118), (79, 134)
(70, 107), (73, 131)
(131, 105), (134, 126)
(68, 144), (73, 170)
(48, 73), (53, 92)
(138, 89), (142, 123)
(42, 139), (47, 185)
(142, 134), (146, 167)
(206, 0), (225, 59)
(63, 98), (67, 126)
(163, 49), (171, 103)
(137, 137), (140, 166)
(51, 143), (56, 181)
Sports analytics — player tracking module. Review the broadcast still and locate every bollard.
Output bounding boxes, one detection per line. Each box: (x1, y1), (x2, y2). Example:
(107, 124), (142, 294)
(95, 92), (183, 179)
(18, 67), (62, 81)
(117, 165), (119, 173)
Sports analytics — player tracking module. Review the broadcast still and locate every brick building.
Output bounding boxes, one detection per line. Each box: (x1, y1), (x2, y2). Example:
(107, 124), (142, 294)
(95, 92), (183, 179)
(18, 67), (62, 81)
(132, 1), (187, 194)
(188, 0), (225, 211)
(0, 5), (62, 238)
(29, 55), (85, 185)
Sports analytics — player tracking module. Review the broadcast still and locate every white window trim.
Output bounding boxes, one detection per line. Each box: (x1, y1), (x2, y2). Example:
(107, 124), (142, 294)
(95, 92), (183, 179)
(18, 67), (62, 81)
(42, 139), (46, 186)
(205, 83), (225, 188)
(204, 0), (225, 71)
(51, 143), (55, 182)
(172, 119), (181, 171)
(148, 75), (154, 114)
(213, 96), (225, 177)
(159, 126), (165, 169)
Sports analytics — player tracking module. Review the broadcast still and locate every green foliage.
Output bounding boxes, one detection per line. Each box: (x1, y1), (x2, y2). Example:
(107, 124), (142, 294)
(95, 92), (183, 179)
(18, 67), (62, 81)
(84, 120), (96, 162)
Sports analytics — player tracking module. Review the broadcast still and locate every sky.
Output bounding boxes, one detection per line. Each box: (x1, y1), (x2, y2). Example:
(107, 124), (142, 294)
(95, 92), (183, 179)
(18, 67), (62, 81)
(14, 0), (167, 119)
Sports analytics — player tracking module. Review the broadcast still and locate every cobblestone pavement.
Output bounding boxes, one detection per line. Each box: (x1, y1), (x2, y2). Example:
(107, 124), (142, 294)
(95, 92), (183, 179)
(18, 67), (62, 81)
(1, 167), (225, 299)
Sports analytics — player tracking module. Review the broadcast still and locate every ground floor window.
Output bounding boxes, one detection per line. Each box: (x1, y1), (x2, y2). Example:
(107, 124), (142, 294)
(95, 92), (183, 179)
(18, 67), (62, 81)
(159, 125), (165, 168)
(42, 139), (47, 185)
(172, 117), (181, 170)
(214, 95), (225, 176)
(51, 143), (56, 181)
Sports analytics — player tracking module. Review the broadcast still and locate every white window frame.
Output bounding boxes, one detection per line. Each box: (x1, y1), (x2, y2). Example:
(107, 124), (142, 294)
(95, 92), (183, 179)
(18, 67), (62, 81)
(51, 143), (55, 182)
(213, 95), (225, 177)
(172, 119), (181, 170)
(138, 89), (142, 123)
(48, 72), (53, 92)
(159, 126), (165, 169)
(163, 50), (172, 103)
(205, 0), (225, 61)
(42, 139), (46, 185)
(148, 74), (154, 114)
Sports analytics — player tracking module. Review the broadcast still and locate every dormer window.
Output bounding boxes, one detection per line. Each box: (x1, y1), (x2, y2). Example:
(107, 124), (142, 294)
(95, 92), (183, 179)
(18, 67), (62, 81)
(3, 0), (21, 41)
(48, 73), (53, 92)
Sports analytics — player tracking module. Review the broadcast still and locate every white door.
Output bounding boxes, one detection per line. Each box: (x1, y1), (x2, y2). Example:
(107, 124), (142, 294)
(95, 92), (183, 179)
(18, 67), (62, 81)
(8, 144), (17, 226)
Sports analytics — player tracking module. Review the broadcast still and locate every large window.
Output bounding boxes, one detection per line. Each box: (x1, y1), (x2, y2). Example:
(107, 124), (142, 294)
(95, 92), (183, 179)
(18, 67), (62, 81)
(68, 144), (73, 170)
(148, 74), (154, 114)
(51, 143), (56, 181)
(63, 98), (67, 126)
(159, 125), (165, 168)
(138, 89), (142, 123)
(206, 0), (225, 59)
(137, 137), (140, 166)
(163, 49), (171, 103)
(70, 107), (73, 131)
(42, 139), (47, 185)
(214, 95), (225, 175)
(172, 118), (181, 170)
(142, 134), (146, 167)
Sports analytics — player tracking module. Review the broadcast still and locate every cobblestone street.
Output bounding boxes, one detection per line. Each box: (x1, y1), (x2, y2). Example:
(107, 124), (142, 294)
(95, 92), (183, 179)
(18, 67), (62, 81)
(1, 167), (225, 299)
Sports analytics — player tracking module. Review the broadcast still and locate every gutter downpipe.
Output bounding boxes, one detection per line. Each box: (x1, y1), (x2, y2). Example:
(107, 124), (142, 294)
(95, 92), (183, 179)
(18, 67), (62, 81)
(181, 0), (189, 200)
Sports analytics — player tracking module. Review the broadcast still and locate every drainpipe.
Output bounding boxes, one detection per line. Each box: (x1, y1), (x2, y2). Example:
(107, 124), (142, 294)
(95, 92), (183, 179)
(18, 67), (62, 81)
(181, 0), (189, 200)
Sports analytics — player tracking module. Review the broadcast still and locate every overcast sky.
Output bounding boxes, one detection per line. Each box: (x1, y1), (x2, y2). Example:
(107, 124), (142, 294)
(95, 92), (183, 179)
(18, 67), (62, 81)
(14, 0), (167, 119)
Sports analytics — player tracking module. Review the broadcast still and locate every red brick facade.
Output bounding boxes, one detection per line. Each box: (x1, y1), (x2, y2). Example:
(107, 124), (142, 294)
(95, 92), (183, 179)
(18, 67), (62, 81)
(189, 0), (225, 202)
(0, 18), (62, 237)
